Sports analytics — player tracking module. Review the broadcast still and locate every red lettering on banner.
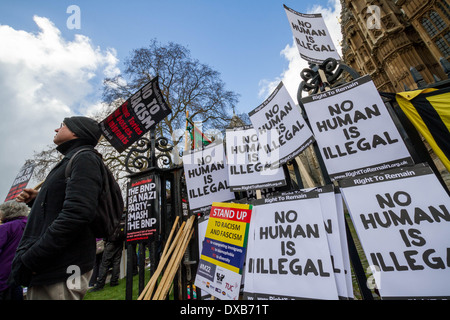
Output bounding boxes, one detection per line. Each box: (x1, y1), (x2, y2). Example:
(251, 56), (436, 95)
(131, 179), (153, 187)
(117, 115), (133, 137)
(108, 120), (119, 132)
(121, 101), (130, 118)
(108, 120), (129, 144)
(128, 117), (143, 135)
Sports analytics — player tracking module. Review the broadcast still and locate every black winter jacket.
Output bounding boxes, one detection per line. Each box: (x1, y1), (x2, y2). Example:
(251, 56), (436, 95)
(10, 139), (104, 287)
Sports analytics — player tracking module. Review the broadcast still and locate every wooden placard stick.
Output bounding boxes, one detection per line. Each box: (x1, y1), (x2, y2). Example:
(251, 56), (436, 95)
(139, 220), (186, 300)
(153, 216), (194, 300)
(151, 220), (191, 300)
(155, 227), (194, 300)
(153, 216), (195, 300)
(318, 68), (331, 91)
(294, 156), (315, 188)
(138, 217), (181, 300)
(33, 181), (45, 191)
(161, 216), (180, 259)
(184, 110), (190, 151)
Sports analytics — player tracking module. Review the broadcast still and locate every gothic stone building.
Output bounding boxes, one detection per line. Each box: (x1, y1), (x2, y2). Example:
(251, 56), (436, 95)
(340, 0), (450, 188)
(341, 0), (450, 92)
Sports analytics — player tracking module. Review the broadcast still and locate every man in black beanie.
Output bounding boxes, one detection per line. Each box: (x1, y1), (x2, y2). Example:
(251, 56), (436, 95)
(63, 116), (102, 146)
(10, 116), (104, 299)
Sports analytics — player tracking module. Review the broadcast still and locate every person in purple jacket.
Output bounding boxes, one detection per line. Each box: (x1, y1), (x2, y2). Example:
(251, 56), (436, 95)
(0, 200), (29, 300)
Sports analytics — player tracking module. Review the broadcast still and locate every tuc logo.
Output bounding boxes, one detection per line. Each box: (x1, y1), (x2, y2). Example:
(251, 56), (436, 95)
(225, 282), (235, 292)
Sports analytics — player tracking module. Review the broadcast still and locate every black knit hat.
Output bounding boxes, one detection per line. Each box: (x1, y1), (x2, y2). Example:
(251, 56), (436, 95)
(64, 116), (102, 146)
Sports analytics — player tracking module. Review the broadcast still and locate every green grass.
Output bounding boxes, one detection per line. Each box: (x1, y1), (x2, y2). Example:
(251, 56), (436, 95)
(84, 268), (151, 300)
(83, 268), (176, 300)
(345, 213), (380, 300)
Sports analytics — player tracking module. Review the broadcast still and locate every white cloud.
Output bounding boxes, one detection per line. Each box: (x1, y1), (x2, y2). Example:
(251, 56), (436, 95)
(258, 0), (342, 103)
(0, 16), (120, 200)
(311, 0), (343, 53)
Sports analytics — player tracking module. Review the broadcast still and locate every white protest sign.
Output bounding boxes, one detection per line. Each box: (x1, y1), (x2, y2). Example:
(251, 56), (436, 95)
(302, 75), (413, 180)
(317, 186), (352, 299)
(339, 163), (450, 299)
(249, 81), (314, 168)
(335, 191), (354, 299)
(281, 185), (352, 299)
(243, 191), (339, 300)
(183, 142), (235, 213)
(284, 5), (341, 64)
(226, 125), (287, 191)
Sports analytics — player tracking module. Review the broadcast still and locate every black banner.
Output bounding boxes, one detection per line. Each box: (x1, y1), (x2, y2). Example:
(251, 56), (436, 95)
(99, 76), (171, 153)
(126, 175), (158, 243)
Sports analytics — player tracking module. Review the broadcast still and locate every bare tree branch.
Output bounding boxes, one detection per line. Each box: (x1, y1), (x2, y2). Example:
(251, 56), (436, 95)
(31, 39), (247, 185)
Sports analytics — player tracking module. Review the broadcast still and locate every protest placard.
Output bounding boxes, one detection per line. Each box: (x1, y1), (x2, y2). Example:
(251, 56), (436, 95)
(243, 191), (338, 300)
(284, 5), (341, 64)
(195, 202), (253, 300)
(282, 185), (352, 299)
(5, 162), (36, 201)
(126, 175), (158, 242)
(226, 125), (286, 191)
(339, 163), (450, 299)
(249, 81), (314, 168)
(334, 190), (354, 299)
(183, 142), (235, 214)
(317, 186), (352, 299)
(99, 76), (171, 153)
(302, 75), (413, 180)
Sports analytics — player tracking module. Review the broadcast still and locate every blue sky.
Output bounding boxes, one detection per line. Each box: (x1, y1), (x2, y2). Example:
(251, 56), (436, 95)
(0, 0), (342, 200)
